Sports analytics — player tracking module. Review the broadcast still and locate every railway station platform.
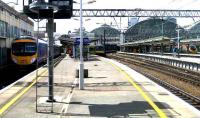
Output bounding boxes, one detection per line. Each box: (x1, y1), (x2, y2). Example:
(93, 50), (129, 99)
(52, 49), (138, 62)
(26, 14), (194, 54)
(0, 55), (199, 118)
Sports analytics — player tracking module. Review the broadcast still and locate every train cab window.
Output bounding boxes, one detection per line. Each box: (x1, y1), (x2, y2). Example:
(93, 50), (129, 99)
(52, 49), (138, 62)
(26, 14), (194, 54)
(190, 45), (196, 50)
(25, 44), (36, 53)
(12, 42), (36, 56)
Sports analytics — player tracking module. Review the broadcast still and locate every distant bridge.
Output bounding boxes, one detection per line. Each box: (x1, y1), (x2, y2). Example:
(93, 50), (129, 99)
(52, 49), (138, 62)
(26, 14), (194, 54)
(73, 9), (200, 17)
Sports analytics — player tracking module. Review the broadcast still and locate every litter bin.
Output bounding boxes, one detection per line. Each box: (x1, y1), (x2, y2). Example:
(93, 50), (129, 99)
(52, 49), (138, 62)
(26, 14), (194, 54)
(76, 69), (88, 78)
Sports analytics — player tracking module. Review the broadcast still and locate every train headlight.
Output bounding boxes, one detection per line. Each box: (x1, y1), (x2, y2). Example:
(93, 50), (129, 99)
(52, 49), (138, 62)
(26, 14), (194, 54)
(31, 58), (36, 63)
(12, 58), (17, 64)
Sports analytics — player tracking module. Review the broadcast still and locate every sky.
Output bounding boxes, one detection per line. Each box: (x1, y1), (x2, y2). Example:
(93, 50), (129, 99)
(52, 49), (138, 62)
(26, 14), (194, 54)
(3, 0), (200, 34)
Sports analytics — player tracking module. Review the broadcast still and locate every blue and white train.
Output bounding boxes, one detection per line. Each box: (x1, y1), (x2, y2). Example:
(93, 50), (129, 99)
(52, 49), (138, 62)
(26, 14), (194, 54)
(11, 36), (61, 66)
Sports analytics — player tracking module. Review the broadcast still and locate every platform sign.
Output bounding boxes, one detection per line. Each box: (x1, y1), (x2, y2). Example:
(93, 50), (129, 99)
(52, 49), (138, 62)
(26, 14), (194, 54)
(74, 38), (91, 45)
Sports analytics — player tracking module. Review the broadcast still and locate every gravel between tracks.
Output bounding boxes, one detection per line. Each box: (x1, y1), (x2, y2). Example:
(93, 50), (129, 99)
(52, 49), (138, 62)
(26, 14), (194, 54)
(115, 58), (200, 98)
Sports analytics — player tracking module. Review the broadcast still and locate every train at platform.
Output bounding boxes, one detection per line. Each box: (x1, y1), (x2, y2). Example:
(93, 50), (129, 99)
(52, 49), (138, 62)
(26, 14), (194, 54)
(121, 37), (200, 54)
(0, 0), (34, 70)
(181, 44), (198, 54)
(11, 36), (62, 66)
(171, 43), (198, 54)
(89, 44), (119, 56)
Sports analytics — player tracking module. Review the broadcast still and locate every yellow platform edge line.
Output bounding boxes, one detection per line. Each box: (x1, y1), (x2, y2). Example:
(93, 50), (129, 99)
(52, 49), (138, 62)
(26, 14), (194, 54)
(107, 61), (167, 118)
(0, 69), (47, 115)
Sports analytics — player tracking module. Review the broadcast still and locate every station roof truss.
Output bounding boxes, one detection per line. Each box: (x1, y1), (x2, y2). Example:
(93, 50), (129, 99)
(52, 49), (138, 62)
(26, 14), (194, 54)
(124, 18), (186, 42)
(73, 9), (200, 17)
(91, 24), (120, 38)
(186, 22), (200, 39)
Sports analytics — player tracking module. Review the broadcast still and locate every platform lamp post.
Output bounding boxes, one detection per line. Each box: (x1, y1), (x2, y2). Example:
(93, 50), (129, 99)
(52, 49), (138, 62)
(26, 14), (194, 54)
(28, 0), (60, 102)
(176, 26), (181, 58)
(161, 20), (164, 56)
(76, 0), (96, 90)
(96, 23), (107, 56)
(103, 28), (106, 56)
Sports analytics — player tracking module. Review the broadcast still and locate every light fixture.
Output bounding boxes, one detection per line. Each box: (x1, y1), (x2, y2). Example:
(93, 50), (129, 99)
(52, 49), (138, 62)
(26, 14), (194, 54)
(29, 1), (58, 13)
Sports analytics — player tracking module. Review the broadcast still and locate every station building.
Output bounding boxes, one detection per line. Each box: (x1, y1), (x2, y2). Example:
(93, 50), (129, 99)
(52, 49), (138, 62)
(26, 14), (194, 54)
(122, 18), (200, 54)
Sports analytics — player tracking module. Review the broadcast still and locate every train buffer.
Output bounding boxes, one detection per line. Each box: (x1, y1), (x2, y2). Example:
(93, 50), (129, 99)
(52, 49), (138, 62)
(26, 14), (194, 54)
(0, 55), (199, 118)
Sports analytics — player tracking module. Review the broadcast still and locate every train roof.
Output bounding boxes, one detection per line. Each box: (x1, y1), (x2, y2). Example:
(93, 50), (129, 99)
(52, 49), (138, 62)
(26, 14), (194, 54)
(14, 36), (36, 40)
(14, 36), (62, 46)
(14, 36), (47, 44)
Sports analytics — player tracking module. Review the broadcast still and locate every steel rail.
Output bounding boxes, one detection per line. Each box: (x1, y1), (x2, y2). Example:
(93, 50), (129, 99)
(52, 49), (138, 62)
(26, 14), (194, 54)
(108, 54), (200, 110)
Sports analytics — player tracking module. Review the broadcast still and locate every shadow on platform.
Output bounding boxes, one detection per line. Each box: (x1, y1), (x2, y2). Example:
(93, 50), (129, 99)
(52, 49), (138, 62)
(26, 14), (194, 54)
(88, 101), (169, 117)
(61, 101), (171, 117)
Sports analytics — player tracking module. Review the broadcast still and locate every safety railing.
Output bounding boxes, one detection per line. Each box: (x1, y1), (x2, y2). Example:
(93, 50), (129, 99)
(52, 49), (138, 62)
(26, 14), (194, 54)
(118, 52), (200, 72)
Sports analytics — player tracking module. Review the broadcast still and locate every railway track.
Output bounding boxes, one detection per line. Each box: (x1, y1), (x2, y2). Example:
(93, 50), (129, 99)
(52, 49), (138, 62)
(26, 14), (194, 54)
(113, 54), (200, 86)
(0, 54), (65, 90)
(141, 71), (200, 110)
(108, 53), (200, 110)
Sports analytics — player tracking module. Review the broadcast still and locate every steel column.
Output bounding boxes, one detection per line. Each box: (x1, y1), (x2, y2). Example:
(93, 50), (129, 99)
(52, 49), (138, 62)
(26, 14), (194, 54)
(47, 18), (54, 101)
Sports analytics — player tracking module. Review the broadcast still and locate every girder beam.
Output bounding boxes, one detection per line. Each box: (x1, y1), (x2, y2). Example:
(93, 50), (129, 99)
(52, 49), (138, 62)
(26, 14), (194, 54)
(73, 9), (200, 17)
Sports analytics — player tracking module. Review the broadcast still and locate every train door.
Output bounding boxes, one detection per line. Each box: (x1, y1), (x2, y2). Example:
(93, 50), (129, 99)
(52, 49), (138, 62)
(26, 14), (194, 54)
(0, 38), (7, 67)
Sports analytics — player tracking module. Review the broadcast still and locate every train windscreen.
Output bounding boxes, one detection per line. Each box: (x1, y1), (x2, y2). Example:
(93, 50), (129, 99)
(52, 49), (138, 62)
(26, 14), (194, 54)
(12, 42), (37, 56)
(190, 45), (196, 50)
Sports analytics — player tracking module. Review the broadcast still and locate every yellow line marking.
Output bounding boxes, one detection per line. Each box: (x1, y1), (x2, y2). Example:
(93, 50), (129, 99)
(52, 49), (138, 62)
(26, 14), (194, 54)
(0, 69), (47, 116)
(107, 61), (167, 118)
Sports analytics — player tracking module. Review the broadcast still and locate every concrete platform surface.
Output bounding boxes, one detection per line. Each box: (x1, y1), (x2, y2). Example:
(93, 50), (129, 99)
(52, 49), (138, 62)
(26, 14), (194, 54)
(0, 55), (199, 118)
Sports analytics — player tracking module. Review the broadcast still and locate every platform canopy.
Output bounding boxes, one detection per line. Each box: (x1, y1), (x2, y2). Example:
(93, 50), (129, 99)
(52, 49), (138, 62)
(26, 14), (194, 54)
(58, 34), (73, 46)
(125, 18), (186, 43)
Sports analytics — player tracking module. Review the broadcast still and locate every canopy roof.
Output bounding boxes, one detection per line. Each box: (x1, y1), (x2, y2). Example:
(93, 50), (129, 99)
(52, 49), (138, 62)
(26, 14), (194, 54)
(91, 24), (120, 38)
(125, 18), (185, 42)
